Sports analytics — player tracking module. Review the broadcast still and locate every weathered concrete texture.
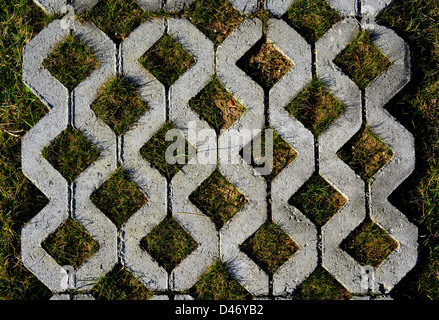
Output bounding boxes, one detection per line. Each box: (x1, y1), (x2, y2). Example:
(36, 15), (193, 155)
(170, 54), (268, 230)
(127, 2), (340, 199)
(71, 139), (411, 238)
(361, 0), (393, 16)
(364, 23), (417, 294)
(167, 17), (218, 292)
(33, 0), (67, 15)
(327, 0), (359, 16)
(229, 0), (259, 15)
(266, 0), (295, 18)
(135, 0), (196, 12)
(71, 0), (101, 13)
(268, 18), (318, 295)
(217, 18), (268, 296)
(119, 18), (168, 292)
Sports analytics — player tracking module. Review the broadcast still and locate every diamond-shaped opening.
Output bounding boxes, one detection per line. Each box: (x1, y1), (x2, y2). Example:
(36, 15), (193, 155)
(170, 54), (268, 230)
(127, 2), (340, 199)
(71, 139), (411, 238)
(240, 221), (299, 275)
(91, 75), (149, 136)
(293, 266), (351, 300)
(285, 77), (346, 136)
(185, 260), (251, 300)
(288, 173), (347, 226)
(77, 0), (150, 43)
(337, 124), (394, 182)
(237, 37), (294, 90)
(189, 168), (248, 230)
(184, 0), (244, 46)
(41, 126), (100, 183)
(139, 34), (196, 88)
(282, 0), (342, 43)
(42, 34), (99, 91)
(91, 263), (154, 300)
(341, 219), (399, 268)
(189, 76), (246, 133)
(90, 169), (148, 228)
(241, 128), (298, 183)
(334, 30), (392, 90)
(140, 217), (198, 273)
(140, 122), (193, 181)
(42, 218), (99, 270)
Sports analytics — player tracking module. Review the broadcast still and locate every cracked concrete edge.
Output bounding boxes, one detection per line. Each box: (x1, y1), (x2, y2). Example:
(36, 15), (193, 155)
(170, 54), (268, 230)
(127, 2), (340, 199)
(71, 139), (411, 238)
(216, 17), (269, 296)
(267, 18), (318, 295)
(364, 23), (418, 294)
(315, 18), (369, 294)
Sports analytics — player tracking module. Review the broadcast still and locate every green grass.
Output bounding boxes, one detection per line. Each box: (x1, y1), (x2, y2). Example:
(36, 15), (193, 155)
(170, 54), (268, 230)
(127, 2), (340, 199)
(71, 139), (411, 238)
(91, 264), (155, 300)
(139, 34), (195, 88)
(337, 124), (394, 182)
(41, 218), (100, 270)
(42, 34), (99, 91)
(189, 76), (246, 132)
(342, 220), (399, 268)
(289, 173), (347, 226)
(189, 168), (248, 230)
(282, 0), (342, 43)
(140, 122), (190, 180)
(41, 126), (100, 183)
(91, 75), (149, 136)
(90, 169), (148, 228)
(184, 0), (244, 47)
(240, 222), (299, 275)
(285, 77), (346, 136)
(334, 30), (392, 90)
(141, 217), (198, 273)
(77, 0), (152, 42)
(0, 0), (438, 300)
(186, 260), (251, 300)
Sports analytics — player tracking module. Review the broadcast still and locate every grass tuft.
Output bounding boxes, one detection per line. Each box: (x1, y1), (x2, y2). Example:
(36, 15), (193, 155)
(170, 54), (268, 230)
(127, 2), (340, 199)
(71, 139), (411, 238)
(141, 217), (198, 273)
(285, 78), (346, 136)
(139, 34), (195, 88)
(289, 173), (347, 226)
(41, 218), (99, 270)
(334, 30), (392, 90)
(337, 124), (394, 182)
(189, 168), (247, 230)
(91, 75), (149, 136)
(240, 222), (299, 275)
(90, 169), (148, 229)
(282, 0), (342, 43)
(41, 126), (100, 183)
(42, 34), (99, 91)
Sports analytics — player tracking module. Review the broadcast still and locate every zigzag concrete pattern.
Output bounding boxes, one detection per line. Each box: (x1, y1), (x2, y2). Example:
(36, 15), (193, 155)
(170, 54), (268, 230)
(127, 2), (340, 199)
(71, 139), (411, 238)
(22, 0), (417, 300)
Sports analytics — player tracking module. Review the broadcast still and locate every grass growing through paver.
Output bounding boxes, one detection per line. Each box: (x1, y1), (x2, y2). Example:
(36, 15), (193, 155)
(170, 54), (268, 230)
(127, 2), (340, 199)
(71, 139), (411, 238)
(282, 0), (342, 43)
(337, 124), (394, 181)
(334, 30), (392, 89)
(293, 266), (351, 300)
(139, 34), (195, 88)
(289, 173), (347, 226)
(91, 264), (154, 300)
(41, 126), (100, 183)
(91, 75), (149, 136)
(186, 260), (251, 300)
(189, 168), (248, 230)
(77, 0), (151, 43)
(342, 220), (399, 268)
(1, 0), (438, 300)
(240, 222), (299, 275)
(140, 217), (198, 273)
(285, 77), (346, 136)
(90, 169), (148, 228)
(42, 34), (99, 91)
(184, 0), (244, 47)
(140, 122), (190, 180)
(189, 76), (246, 132)
(41, 218), (100, 270)
(237, 40), (294, 90)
